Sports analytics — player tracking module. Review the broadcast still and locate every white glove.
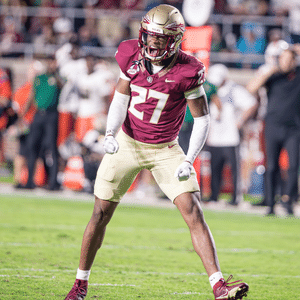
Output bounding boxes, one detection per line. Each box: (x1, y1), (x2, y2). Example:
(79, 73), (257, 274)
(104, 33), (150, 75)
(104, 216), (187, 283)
(174, 161), (192, 181)
(103, 135), (119, 154)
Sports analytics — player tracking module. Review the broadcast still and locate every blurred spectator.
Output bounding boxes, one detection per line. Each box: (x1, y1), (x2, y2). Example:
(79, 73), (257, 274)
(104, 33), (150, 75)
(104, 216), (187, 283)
(227, 0), (269, 15)
(0, 67), (13, 163)
(213, 0), (228, 14)
(0, 67), (17, 132)
(20, 55), (62, 190)
(226, 0), (248, 15)
(286, 1), (300, 44)
(53, 0), (84, 8)
(53, 15), (74, 45)
(0, 16), (24, 57)
(164, 0), (183, 12)
(78, 25), (102, 48)
(264, 28), (289, 66)
(210, 24), (228, 53)
(55, 41), (86, 158)
(27, 0), (59, 37)
(145, 0), (163, 11)
(244, 0), (269, 16)
(0, 68), (12, 128)
(115, 24), (133, 46)
(270, 1), (300, 43)
(86, 0), (120, 9)
(74, 54), (115, 143)
(252, 29), (289, 135)
(33, 23), (57, 52)
(0, 0), (28, 38)
(205, 64), (258, 205)
(269, 0), (287, 17)
(236, 21), (267, 68)
(247, 47), (300, 215)
(122, 25), (133, 40)
(120, 0), (145, 10)
(97, 15), (124, 47)
(9, 60), (45, 188)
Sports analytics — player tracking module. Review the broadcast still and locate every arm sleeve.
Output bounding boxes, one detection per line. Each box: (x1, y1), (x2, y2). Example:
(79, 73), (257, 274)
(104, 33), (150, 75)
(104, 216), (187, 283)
(105, 90), (130, 136)
(185, 114), (210, 164)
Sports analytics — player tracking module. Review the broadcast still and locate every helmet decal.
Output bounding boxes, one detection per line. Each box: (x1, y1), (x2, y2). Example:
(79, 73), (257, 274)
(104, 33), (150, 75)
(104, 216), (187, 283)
(165, 22), (185, 32)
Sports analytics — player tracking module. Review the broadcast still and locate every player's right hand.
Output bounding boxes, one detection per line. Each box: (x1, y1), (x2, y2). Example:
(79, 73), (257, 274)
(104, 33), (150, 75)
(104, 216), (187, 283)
(103, 135), (119, 154)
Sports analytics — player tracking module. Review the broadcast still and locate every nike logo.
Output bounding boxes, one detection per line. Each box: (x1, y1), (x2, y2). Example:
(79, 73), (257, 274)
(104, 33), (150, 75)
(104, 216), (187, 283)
(168, 144), (175, 149)
(165, 79), (175, 83)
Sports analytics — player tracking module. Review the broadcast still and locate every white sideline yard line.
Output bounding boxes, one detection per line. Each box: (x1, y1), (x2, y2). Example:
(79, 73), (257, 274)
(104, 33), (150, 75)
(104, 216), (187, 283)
(0, 274), (44, 278)
(90, 283), (139, 287)
(1, 269), (300, 280)
(0, 241), (298, 255)
(172, 292), (208, 295)
(0, 223), (86, 231)
(1, 223), (300, 238)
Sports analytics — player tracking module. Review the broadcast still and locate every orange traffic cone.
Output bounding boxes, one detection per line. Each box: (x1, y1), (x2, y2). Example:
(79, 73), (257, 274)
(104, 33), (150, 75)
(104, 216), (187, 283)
(62, 155), (85, 191)
(19, 158), (47, 186)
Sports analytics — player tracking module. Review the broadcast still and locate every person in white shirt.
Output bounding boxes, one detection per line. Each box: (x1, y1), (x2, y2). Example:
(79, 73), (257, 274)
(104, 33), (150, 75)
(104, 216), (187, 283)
(205, 64), (258, 205)
(55, 41), (87, 148)
(74, 54), (115, 143)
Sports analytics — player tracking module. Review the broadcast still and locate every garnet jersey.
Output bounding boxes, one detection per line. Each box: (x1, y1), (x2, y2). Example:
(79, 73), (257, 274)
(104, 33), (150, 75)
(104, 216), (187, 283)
(115, 39), (205, 144)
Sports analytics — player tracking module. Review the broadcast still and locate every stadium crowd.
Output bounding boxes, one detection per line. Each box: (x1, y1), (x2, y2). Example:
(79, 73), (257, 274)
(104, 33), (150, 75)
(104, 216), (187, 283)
(1, 1), (300, 217)
(1, 0), (300, 61)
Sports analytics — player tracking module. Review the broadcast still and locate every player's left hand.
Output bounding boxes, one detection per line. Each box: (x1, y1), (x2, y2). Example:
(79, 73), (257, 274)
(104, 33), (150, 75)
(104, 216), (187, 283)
(174, 161), (192, 181)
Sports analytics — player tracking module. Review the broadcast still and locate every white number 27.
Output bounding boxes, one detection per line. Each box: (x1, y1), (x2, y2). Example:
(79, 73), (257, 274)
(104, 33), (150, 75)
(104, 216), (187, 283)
(129, 84), (169, 124)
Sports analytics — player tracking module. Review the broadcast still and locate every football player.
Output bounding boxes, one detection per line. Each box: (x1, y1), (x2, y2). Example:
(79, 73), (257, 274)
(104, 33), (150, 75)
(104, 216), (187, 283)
(65, 5), (249, 300)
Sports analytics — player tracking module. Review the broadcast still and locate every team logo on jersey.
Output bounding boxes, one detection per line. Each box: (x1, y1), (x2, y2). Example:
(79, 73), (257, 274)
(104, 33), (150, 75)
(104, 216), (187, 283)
(128, 60), (142, 75)
(128, 64), (139, 75)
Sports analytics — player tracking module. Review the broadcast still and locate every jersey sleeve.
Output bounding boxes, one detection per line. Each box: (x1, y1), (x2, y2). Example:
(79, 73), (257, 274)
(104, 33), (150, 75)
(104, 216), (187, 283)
(180, 56), (206, 95)
(115, 40), (139, 78)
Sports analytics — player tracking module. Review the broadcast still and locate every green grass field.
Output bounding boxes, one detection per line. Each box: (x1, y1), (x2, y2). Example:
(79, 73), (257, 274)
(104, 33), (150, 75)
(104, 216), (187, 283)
(0, 194), (299, 299)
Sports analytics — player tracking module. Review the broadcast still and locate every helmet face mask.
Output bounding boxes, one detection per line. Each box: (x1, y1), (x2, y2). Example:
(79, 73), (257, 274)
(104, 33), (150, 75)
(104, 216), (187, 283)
(139, 29), (176, 61)
(139, 4), (185, 62)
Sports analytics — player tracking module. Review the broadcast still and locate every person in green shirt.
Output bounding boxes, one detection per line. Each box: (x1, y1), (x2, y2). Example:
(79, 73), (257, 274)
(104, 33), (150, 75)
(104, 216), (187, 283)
(21, 56), (62, 190)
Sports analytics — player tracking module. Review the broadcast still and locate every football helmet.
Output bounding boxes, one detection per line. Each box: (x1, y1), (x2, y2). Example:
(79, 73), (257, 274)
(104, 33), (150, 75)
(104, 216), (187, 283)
(139, 4), (185, 62)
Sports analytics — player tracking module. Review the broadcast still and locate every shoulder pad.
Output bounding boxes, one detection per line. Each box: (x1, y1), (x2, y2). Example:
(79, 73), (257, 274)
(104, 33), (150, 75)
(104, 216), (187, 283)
(178, 51), (205, 84)
(115, 40), (139, 75)
(176, 51), (206, 91)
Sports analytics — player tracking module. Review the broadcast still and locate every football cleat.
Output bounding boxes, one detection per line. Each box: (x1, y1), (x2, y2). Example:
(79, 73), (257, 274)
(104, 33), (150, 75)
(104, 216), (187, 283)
(213, 275), (249, 300)
(64, 279), (88, 300)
